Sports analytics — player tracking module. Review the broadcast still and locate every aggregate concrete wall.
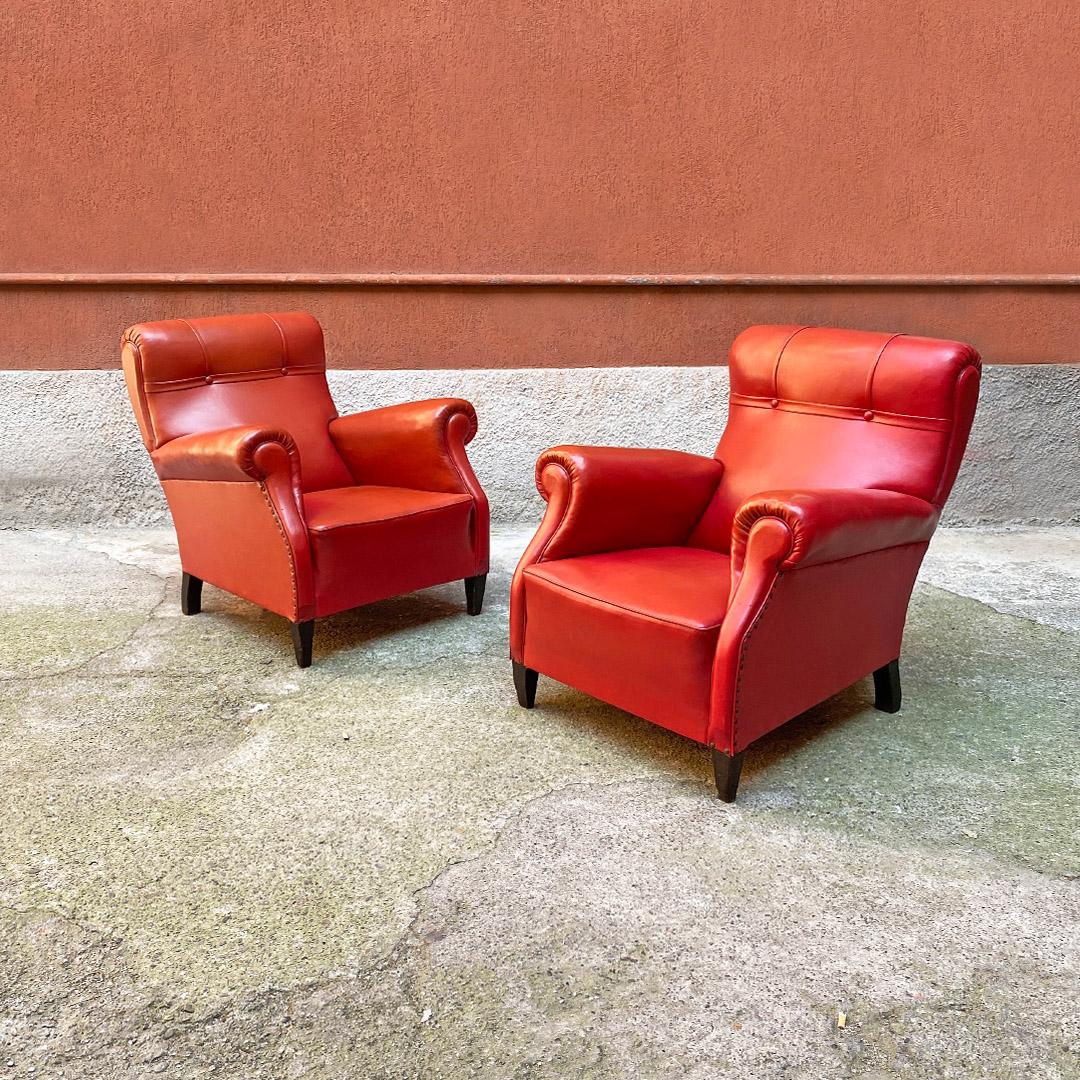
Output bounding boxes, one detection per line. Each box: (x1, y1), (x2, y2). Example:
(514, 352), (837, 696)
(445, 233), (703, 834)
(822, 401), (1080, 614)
(1, 366), (1077, 530)
(3, 0), (1080, 369)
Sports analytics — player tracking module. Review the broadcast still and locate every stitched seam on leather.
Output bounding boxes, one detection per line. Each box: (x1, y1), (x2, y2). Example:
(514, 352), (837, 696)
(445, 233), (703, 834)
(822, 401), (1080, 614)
(535, 451), (576, 497)
(307, 498), (472, 532)
(771, 325), (810, 399)
(125, 340), (157, 449)
(444, 407), (478, 493)
(452, 402), (479, 444)
(523, 569), (727, 631)
(683, 467), (726, 543)
(932, 362), (979, 506)
(518, 460), (572, 661)
(265, 312), (290, 369)
(441, 413), (484, 565)
(788, 538), (929, 572)
(730, 572), (783, 752)
(864, 333), (903, 412)
(258, 482), (299, 619)
(180, 319), (211, 381)
(730, 393), (949, 427)
(532, 463), (573, 564)
(144, 364), (325, 392)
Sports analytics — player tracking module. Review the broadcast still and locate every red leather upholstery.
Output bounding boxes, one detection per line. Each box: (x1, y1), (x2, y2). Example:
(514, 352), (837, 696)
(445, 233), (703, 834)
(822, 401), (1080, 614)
(123, 312), (488, 648)
(689, 325), (980, 550)
(123, 312), (353, 491)
(512, 325), (981, 786)
(329, 399), (489, 570)
(151, 426), (301, 489)
(303, 487), (476, 616)
(508, 445), (723, 659)
(524, 547), (731, 741)
(730, 488), (939, 575)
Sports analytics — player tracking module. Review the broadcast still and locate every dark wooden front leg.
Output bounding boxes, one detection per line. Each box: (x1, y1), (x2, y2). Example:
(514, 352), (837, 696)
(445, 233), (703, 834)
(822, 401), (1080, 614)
(712, 749), (746, 803)
(290, 620), (315, 668)
(512, 661), (538, 708)
(873, 658), (901, 713)
(181, 572), (202, 615)
(464, 574), (487, 616)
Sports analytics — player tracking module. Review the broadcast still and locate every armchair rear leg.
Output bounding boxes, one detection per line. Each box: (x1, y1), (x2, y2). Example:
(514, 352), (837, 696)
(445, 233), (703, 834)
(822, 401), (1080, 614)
(512, 661), (538, 709)
(464, 574), (487, 616)
(712, 749), (746, 803)
(873, 658), (901, 713)
(290, 620), (315, 668)
(181, 572), (202, 616)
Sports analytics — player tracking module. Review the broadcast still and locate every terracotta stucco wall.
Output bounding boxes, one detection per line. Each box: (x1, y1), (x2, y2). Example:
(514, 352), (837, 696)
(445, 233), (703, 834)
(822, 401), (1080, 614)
(2, 0), (1077, 369)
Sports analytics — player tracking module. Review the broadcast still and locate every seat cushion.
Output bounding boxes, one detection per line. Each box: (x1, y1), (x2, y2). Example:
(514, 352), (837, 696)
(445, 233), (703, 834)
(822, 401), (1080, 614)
(303, 486), (477, 617)
(522, 547), (732, 742)
(304, 485), (472, 530)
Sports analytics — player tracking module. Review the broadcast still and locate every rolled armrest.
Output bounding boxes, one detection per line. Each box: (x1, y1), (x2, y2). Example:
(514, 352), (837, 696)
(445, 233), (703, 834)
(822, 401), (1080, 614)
(331, 397), (488, 569)
(531, 445), (724, 561)
(732, 488), (940, 573)
(151, 426), (299, 485)
(152, 425), (311, 618)
(329, 398), (478, 493)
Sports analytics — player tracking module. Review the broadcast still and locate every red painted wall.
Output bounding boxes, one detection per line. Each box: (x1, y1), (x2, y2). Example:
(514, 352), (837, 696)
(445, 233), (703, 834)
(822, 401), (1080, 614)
(2, 1), (1077, 368)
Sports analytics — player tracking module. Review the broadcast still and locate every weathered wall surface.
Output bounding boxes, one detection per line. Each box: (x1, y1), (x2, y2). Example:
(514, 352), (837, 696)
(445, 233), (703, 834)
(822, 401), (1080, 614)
(2, 1), (1079, 369)
(2, 366), (1077, 529)
(4, 285), (1080, 372)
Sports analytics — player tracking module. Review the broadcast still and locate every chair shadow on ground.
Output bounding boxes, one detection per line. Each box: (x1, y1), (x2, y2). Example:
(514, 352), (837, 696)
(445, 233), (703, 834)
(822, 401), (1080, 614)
(528, 673), (878, 797)
(195, 579), (474, 666)
(191, 572), (879, 799)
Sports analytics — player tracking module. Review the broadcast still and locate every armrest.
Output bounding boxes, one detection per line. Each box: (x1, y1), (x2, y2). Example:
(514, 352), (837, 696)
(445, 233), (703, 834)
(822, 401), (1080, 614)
(151, 426), (299, 486)
(529, 445), (724, 562)
(731, 488), (940, 574)
(152, 425), (312, 619)
(328, 398), (479, 494)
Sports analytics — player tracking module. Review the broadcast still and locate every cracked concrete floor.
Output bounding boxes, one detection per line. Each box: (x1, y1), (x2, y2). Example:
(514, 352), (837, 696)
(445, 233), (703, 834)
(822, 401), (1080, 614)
(0, 526), (1077, 1079)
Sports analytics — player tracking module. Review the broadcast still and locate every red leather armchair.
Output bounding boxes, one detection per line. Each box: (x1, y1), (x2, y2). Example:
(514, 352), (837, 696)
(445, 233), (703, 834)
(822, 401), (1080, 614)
(122, 312), (489, 666)
(510, 325), (981, 801)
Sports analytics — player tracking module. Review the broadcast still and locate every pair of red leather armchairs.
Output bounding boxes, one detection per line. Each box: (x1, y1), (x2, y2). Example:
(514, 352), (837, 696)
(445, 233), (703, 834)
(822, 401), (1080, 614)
(123, 314), (979, 801)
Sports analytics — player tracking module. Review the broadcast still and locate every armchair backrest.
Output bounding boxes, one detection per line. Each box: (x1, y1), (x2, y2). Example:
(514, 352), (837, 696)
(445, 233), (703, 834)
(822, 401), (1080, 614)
(121, 311), (353, 492)
(689, 325), (982, 552)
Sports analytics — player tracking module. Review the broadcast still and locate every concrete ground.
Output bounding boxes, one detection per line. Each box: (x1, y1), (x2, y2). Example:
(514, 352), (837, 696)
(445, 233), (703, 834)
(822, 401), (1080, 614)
(0, 526), (1077, 1079)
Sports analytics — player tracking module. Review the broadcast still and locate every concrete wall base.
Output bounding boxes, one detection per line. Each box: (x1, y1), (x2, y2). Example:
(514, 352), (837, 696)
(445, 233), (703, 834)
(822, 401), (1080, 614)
(1, 365), (1077, 528)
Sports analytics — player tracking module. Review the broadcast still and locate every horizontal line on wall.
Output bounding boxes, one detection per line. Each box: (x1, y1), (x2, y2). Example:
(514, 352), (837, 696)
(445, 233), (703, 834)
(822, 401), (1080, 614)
(0, 273), (1078, 287)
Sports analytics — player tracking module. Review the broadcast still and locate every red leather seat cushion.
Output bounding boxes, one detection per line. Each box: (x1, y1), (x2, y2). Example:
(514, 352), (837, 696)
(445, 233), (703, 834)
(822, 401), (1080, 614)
(523, 547), (731, 742)
(304, 486), (476, 617)
(304, 486), (472, 530)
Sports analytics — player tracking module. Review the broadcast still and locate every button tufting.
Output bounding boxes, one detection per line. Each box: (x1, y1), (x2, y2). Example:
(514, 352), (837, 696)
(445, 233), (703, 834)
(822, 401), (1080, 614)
(204, 375), (213, 384)
(281, 366), (288, 374)
(864, 410), (874, 420)
(770, 398), (779, 408)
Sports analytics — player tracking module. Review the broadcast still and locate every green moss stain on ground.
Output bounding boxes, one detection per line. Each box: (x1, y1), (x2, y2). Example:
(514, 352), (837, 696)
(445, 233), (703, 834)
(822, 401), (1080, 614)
(0, 548), (701, 1000)
(0, 529), (1077, 1078)
(741, 587), (1079, 877)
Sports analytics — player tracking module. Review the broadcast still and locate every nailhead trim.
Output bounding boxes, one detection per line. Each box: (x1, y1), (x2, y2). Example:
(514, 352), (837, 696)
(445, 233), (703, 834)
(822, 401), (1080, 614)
(258, 482), (299, 620)
(731, 572), (783, 753)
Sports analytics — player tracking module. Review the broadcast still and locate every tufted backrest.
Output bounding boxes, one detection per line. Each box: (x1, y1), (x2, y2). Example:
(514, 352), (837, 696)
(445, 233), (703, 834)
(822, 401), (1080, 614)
(121, 311), (354, 492)
(688, 325), (981, 552)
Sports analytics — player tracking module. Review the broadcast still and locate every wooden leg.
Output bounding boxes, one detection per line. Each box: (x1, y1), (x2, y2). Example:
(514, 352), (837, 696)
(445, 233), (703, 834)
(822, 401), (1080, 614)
(873, 658), (901, 713)
(512, 661), (538, 708)
(712, 749), (746, 803)
(290, 620), (315, 668)
(181, 572), (202, 615)
(464, 574), (487, 616)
